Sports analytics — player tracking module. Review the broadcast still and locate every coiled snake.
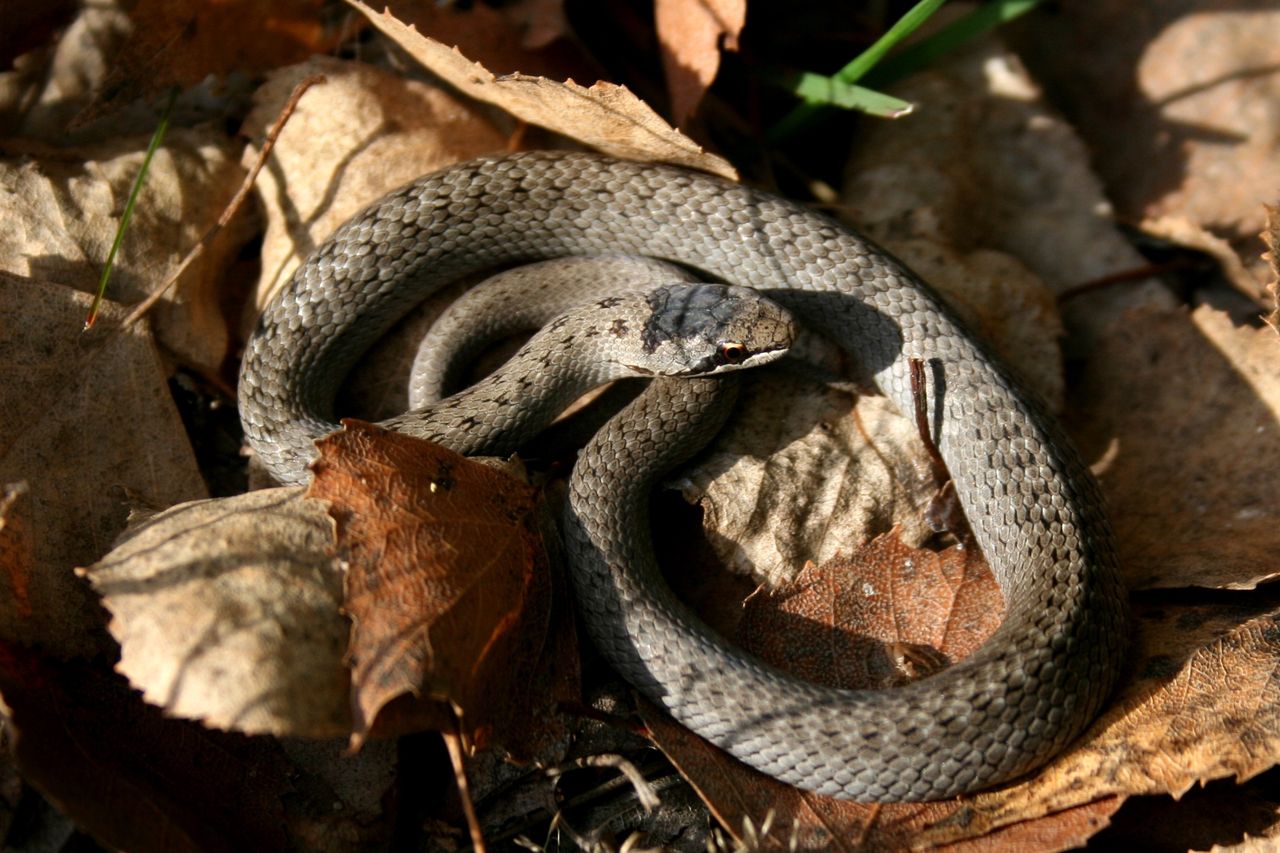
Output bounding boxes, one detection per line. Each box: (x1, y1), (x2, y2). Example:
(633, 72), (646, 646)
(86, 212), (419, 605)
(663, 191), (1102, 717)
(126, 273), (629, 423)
(238, 151), (1127, 801)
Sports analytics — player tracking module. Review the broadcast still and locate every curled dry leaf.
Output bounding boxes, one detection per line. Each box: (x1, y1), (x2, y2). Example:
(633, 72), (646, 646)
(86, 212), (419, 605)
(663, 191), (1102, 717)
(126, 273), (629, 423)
(245, 55), (510, 315)
(0, 647), (294, 853)
(919, 599), (1280, 847)
(346, 0), (737, 179)
(0, 4), (132, 140)
(1143, 214), (1268, 306)
(735, 531), (1001, 691)
(654, 0), (746, 127)
(82, 487), (351, 738)
(1012, 4), (1280, 281)
(378, 0), (581, 79)
(1067, 304), (1280, 592)
(0, 128), (252, 369)
(310, 421), (570, 758)
(677, 375), (940, 588)
(0, 273), (205, 658)
(1263, 203), (1280, 333)
(81, 0), (349, 123)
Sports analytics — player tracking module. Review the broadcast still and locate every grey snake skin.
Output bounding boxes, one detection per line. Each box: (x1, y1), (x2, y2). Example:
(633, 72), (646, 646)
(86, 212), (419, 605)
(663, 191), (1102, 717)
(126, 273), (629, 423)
(238, 151), (1128, 801)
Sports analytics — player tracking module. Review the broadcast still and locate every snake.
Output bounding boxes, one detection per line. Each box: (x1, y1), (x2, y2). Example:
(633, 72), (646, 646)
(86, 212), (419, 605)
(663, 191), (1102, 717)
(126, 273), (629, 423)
(238, 150), (1128, 801)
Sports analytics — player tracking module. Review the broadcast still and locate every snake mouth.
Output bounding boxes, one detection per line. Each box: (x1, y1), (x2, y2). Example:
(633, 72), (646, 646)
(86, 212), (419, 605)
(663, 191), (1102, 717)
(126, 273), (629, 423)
(677, 344), (789, 377)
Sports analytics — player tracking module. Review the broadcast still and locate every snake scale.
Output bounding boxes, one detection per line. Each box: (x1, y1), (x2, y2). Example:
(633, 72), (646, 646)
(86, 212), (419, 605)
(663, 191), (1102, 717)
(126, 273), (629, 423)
(238, 151), (1128, 801)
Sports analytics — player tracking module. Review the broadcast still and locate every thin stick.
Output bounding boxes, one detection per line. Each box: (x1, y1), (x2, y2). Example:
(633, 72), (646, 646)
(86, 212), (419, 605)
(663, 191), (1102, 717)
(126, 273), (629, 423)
(442, 726), (486, 852)
(120, 73), (327, 329)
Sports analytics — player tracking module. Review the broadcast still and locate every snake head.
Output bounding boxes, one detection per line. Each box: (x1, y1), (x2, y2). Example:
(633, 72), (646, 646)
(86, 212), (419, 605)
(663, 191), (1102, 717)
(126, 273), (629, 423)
(635, 283), (797, 377)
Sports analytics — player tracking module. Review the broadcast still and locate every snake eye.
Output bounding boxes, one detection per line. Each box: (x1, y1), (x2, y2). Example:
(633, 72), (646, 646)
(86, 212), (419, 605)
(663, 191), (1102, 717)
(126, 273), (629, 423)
(715, 341), (749, 365)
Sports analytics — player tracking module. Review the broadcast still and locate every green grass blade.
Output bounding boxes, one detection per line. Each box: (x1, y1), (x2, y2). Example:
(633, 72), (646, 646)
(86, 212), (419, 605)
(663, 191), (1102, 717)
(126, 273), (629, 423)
(787, 72), (914, 118)
(85, 87), (178, 330)
(866, 0), (1045, 86)
(769, 0), (946, 139)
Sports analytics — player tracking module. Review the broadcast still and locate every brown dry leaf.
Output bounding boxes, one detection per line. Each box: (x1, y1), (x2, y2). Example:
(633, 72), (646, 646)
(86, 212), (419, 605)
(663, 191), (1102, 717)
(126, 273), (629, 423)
(1263, 203), (1280, 333)
(82, 487), (351, 738)
(0, 128), (252, 370)
(845, 37), (1150, 302)
(918, 599), (1280, 846)
(0, 0), (76, 69)
(677, 376), (936, 588)
(346, 0), (737, 179)
(1145, 214), (1269, 304)
(0, 644), (293, 852)
(737, 532), (1001, 690)
(310, 421), (567, 756)
(1067, 304), (1280, 591)
(379, 0), (583, 79)
(0, 273), (205, 657)
(0, 4), (133, 140)
(82, 0), (348, 122)
(654, 0), (746, 127)
(1011, 4), (1280, 284)
(644, 532), (1015, 851)
(244, 56), (509, 317)
(0, 484), (33, 625)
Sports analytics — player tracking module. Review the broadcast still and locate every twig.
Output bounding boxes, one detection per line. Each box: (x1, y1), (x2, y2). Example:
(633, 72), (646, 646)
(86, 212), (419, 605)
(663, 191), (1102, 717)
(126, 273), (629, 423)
(443, 725), (487, 853)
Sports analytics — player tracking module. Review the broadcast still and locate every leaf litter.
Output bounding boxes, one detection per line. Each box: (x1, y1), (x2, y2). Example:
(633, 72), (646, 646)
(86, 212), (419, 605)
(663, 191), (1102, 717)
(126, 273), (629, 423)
(0, 1), (1278, 850)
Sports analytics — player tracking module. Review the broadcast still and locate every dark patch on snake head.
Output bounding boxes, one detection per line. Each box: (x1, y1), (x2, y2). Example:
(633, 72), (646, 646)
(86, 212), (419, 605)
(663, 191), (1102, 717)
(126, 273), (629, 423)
(640, 283), (797, 375)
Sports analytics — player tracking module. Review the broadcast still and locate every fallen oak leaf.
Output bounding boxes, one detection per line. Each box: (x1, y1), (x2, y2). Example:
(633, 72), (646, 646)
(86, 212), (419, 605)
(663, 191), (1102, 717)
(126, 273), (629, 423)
(1262, 202), (1279, 334)
(345, 0), (737, 179)
(918, 597), (1280, 846)
(311, 421), (566, 758)
(0, 643), (293, 853)
(81, 0), (351, 123)
(655, 0), (746, 127)
(738, 530), (1000, 691)
(82, 487), (352, 738)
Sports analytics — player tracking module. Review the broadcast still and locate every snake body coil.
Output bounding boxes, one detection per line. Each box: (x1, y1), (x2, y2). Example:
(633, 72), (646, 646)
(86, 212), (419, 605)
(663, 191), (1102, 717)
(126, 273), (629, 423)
(239, 151), (1127, 801)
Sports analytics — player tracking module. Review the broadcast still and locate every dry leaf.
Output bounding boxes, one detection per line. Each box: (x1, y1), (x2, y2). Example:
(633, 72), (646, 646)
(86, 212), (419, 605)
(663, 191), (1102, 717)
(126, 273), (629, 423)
(0, 4), (132, 139)
(655, 0), (746, 126)
(1145, 214), (1268, 305)
(919, 599), (1280, 846)
(0, 273), (205, 657)
(82, 487), (351, 738)
(82, 0), (348, 122)
(677, 378), (938, 588)
(310, 422), (567, 756)
(0, 645), (293, 852)
(1011, 5), (1280, 283)
(845, 38), (1148, 300)
(0, 0), (76, 70)
(346, 0), (737, 179)
(737, 531), (1001, 690)
(1067, 304), (1280, 591)
(0, 129), (252, 369)
(244, 56), (509, 317)
(1263, 203), (1280, 334)
(379, 0), (583, 79)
